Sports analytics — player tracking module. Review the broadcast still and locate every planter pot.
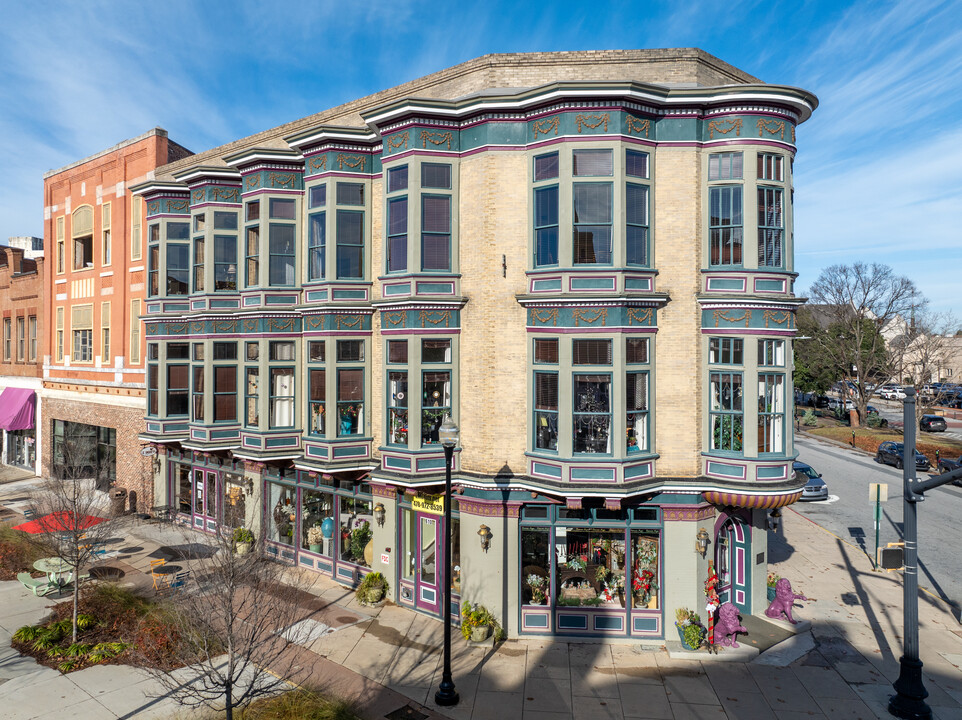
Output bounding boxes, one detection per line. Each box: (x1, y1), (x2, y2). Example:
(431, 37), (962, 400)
(469, 625), (491, 643)
(235, 542), (252, 556)
(676, 623), (703, 651)
(309, 543), (322, 553)
(767, 587), (777, 603)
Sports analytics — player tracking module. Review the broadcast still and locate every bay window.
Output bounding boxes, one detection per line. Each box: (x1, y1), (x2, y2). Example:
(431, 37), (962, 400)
(269, 368), (295, 428)
(710, 371), (743, 452)
(534, 372), (558, 451)
(214, 366), (237, 422)
(757, 187), (783, 267)
(758, 373), (785, 454)
(309, 369), (325, 435)
(245, 368), (259, 427)
(268, 224), (295, 286)
(388, 371), (408, 445)
(167, 242), (189, 295)
(308, 212), (325, 280)
(709, 186), (743, 266)
(193, 238), (205, 292)
(421, 371), (450, 446)
(168, 364), (189, 417)
(387, 196), (407, 273)
(573, 374), (611, 454)
(214, 235), (238, 291)
(573, 183), (613, 264)
(337, 369), (363, 436)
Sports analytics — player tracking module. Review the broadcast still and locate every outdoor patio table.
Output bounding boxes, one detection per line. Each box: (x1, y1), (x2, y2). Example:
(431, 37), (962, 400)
(33, 557), (74, 587)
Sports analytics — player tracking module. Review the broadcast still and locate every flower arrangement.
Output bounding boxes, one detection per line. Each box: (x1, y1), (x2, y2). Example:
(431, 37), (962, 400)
(526, 574), (547, 605)
(307, 525), (325, 546)
(633, 568), (658, 604)
(566, 554), (588, 572)
(460, 602), (504, 642)
(675, 607), (706, 650)
(767, 572), (781, 589)
(636, 537), (659, 566)
(355, 571), (388, 605)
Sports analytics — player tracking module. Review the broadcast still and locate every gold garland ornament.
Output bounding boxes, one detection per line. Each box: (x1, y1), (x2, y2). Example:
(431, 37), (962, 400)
(573, 308), (608, 326)
(713, 309), (751, 327)
(576, 113), (610, 133)
(756, 119), (786, 140)
(336, 154), (366, 171)
(335, 315), (363, 330)
(386, 132), (410, 153)
(627, 308), (653, 325)
(626, 115), (650, 138)
(530, 308), (558, 326)
(708, 119), (743, 139)
(384, 312), (406, 327)
(308, 155), (327, 172)
(418, 310), (451, 327)
(269, 173), (296, 189)
(533, 117), (560, 139)
(420, 131), (452, 150)
(211, 187), (239, 203)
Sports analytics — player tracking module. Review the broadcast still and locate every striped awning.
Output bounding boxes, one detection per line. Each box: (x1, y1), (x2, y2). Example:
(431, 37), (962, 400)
(702, 490), (801, 510)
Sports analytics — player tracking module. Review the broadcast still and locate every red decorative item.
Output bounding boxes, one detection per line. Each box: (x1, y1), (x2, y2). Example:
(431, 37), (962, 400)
(704, 560), (720, 645)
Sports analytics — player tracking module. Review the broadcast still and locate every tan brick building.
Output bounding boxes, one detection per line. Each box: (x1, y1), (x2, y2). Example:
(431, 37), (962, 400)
(135, 50), (816, 640)
(0, 245), (44, 473)
(42, 129), (190, 506)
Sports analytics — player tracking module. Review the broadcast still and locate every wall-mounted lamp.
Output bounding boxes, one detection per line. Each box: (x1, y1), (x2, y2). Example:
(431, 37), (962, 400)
(695, 527), (711, 557)
(374, 502), (386, 527)
(768, 507), (782, 532)
(477, 524), (493, 552)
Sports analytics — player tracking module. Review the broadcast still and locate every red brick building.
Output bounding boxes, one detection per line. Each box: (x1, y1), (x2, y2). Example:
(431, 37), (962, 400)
(0, 245), (44, 473)
(41, 129), (190, 506)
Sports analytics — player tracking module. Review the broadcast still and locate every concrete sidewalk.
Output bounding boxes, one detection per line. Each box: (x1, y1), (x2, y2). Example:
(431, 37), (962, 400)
(1, 478), (961, 719)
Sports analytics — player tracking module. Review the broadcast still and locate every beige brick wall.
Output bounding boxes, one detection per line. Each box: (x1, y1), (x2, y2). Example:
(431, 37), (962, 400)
(652, 146), (703, 477)
(457, 151), (529, 475)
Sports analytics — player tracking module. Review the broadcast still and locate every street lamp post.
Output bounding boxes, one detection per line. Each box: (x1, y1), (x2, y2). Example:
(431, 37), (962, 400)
(435, 414), (459, 707)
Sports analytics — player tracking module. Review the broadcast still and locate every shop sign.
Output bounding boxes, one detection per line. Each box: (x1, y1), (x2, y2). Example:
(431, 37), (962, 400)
(412, 493), (444, 515)
(380, 553), (391, 565)
(140, 446), (157, 457)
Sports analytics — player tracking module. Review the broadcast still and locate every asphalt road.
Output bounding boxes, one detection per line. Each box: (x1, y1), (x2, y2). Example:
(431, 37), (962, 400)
(792, 432), (962, 612)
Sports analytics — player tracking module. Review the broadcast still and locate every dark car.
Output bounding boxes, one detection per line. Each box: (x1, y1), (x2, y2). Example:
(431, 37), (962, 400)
(937, 455), (962, 486)
(813, 395), (830, 409)
(920, 415), (947, 432)
(793, 461), (828, 501)
(876, 441), (930, 471)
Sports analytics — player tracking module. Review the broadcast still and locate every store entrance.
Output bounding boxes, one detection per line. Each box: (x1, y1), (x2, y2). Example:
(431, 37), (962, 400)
(415, 513), (441, 615)
(191, 469), (218, 533)
(715, 514), (750, 613)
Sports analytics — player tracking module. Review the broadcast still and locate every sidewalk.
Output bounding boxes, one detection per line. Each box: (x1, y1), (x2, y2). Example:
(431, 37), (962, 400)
(1, 478), (961, 719)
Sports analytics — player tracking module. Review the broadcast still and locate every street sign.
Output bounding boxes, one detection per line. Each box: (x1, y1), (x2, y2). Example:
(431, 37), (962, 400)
(140, 446), (157, 457)
(868, 483), (888, 502)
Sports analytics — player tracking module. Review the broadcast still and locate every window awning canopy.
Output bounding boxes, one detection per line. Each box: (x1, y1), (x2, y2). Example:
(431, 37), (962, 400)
(0, 388), (36, 430)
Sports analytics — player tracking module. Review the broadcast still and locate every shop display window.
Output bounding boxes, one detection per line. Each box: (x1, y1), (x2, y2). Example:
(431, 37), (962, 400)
(268, 483), (296, 546)
(301, 489), (334, 556)
(521, 528), (550, 605)
(175, 464), (191, 514)
(630, 530), (660, 609)
(222, 472), (246, 528)
(554, 527), (626, 607)
(339, 496), (373, 567)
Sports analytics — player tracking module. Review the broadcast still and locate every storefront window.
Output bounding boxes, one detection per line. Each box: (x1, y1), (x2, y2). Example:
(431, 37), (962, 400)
(521, 528), (550, 605)
(555, 528), (626, 607)
(401, 509), (416, 582)
(175, 464), (191, 514)
(301, 489), (334, 556)
(339, 496), (373, 567)
(268, 483), (296, 545)
(450, 517), (461, 593)
(222, 473), (246, 528)
(630, 530), (660, 609)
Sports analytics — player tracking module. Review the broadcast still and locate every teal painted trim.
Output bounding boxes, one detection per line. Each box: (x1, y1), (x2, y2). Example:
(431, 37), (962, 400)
(655, 117), (699, 142)
(382, 126), (460, 156)
(385, 455), (412, 470)
(528, 305), (655, 329)
(147, 422), (162, 432)
(701, 307), (795, 331)
(146, 198), (190, 217)
(305, 151), (374, 177)
(146, 316), (305, 336)
(532, 461), (563, 478)
(333, 289), (367, 300)
(190, 185), (242, 206)
(757, 465), (788, 479)
(633, 616), (658, 632)
(243, 435), (263, 447)
(416, 282), (454, 294)
(265, 294), (298, 305)
(164, 303), (190, 312)
(625, 277), (651, 290)
(558, 614), (588, 630)
(417, 457), (445, 470)
(531, 278), (562, 291)
(298, 556), (314, 568)
(377, 309), (460, 330)
(651, 492), (706, 504)
(244, 170), (304, 192)
(210, 429), (240, 440)
(210, 299), (241, 309)
(333, 445), (368, 458)
(305, 289), (328, 302)
(524, 613), (549, 628)
(707, 278), (744, 291)
(382, 283), (411, 296)
(570, 466), (616, 481)
(265, 436), (299, 448)
(570, 277), (616, 290)
(303, 314), (371, 332)
(623, 463), (651, 479)
(165, 423), (189, 432)
(306, 445), (329, 459)
(755, 279), (784, 291)
(706, 461), (743, 477)
(595, 615), (624, 631)
(701, 115), (796, 144)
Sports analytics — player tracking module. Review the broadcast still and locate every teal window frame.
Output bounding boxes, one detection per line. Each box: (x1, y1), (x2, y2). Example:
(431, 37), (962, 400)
(534, 185), (559, 267)
(191, 364), (204, 422)
(148, 244), (159, 297)
(709, 185), (743, 267)
(626, 371), (649, 454)
(336, 209), (364, 280)
(309, 367), (325, 437)
(192, 237), (205, 293)
(421, 193), (450, 272)
(387, 370), (408, 446)
(572, 182), (613, 265)
(387, 197), (408, 273)
(268, 223), (295, 287)
(534, 371), (558, 452)
(244, 367), (259, 428)
(421, 369), (451, 448)
(625, 181), (649, 267)
(214, 235), (238, 291)
(572, 372), (612, 455)
(147, 364), (158, 416)
(758, 372), (785, 455)
(709, 152), (743, 181)
(213, 365), (237, 423)
(758, 339), (785, 367)
(336, 367), (364, 437)
(308, 211), (325, 281)
(709, 337), (744, 365)
(245, 225), (259, 287)
(269, 367), (295, 429)
(757, 186), (784, 268)
(167, 364), (189, 418)
(166, 242), (189, 296)
(709, 371), (743, 454)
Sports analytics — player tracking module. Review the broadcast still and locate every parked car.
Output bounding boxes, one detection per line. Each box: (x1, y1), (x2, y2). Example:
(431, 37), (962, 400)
(880, 387), (907, 400)
(919, 415), (947, 433)
(828, 398), (855, 411)
(866, 405), (880, 415)
(936, 455), (962, 486)
(813, 395), (830, 409)
(875, 441), (930, 471)
(793, 461), (828, 501)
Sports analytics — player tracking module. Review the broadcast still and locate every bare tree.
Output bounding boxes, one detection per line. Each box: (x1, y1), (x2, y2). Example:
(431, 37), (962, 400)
(28, 432), (117, 643)
(143, 529), (320, 720)
(887, 309), (960, 421)
(805, 262), (923, 425)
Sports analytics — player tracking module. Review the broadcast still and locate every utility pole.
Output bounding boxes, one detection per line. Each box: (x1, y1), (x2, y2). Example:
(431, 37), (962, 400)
(889, 388), (962, 719)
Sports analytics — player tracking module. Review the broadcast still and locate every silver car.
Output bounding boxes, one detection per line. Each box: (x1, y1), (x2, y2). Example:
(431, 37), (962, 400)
(794, 461), (828, 501)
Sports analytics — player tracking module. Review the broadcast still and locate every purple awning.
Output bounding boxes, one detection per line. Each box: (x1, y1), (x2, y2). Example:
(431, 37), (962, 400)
(0, 388), (36, 431)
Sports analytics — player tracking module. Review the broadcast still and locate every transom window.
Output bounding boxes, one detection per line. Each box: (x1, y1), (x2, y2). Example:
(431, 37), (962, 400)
(421, 163), (451, 189)
(308, 185), (327, 209)
(759, 339), (785, 366)
(573, 149), (613, 177)
(388, 165), (408, 192)
(336, 340), (364, 362)
(573, 339), (612, 365)
(534, 338), (558, 364)
(757, 153), (784, 181)
(422, 339), (451, 363)
(336, 183), (364, 206)
(758, 373), (785, 454)
(709, 152), (743, 181)
(388, 340), (407, 363)
(709, 337), (743, 365)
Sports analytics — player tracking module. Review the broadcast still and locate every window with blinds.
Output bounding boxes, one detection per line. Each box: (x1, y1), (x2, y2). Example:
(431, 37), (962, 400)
(572, 339), (612, 365)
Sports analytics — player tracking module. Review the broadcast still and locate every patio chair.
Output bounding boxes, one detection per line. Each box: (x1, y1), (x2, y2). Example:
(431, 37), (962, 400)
(168, 571), (190, 593)
(17, 572), (54, 597)
(150, 559), (168, 590)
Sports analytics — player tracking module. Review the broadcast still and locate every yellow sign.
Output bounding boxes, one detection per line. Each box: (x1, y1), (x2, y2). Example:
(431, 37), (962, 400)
(869, 483), (888, 502)
(412, 493), (444, 515)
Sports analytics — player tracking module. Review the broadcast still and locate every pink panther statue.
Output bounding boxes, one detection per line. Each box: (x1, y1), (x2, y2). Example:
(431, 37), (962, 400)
(713, 602), (747, 647)
(765, 577), (810, 624)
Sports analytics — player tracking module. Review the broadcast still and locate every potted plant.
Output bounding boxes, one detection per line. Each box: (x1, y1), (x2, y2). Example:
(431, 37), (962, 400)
(307, 525), (324, 553)
(460, 602), (502, 643)
(674, 608), (706, 651)
(233, 527), (254, 555)
(526, 574), (547, 605)
(355, 571), (389, 605)
(767, 572), (780, 602)
(633, 568), (658, 608)
(350, 521), (373, 564)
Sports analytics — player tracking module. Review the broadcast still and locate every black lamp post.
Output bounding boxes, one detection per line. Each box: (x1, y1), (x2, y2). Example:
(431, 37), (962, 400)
(435, 414), (459, 707)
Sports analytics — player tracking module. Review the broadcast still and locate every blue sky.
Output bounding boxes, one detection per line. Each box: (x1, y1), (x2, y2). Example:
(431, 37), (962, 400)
(1, 0), (959, 319)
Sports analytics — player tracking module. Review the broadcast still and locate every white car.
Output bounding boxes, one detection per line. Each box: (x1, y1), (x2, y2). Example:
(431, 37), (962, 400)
(828, 398), (855, 410)
(880, 387), (907, 400)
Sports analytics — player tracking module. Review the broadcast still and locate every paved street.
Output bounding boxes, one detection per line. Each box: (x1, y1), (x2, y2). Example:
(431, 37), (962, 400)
(795, 432), (962, 614)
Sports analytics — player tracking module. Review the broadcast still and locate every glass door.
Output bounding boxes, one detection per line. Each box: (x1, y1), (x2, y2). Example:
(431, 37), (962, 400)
(415, 514), (441, 615)
(192, 469), (218, 532)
